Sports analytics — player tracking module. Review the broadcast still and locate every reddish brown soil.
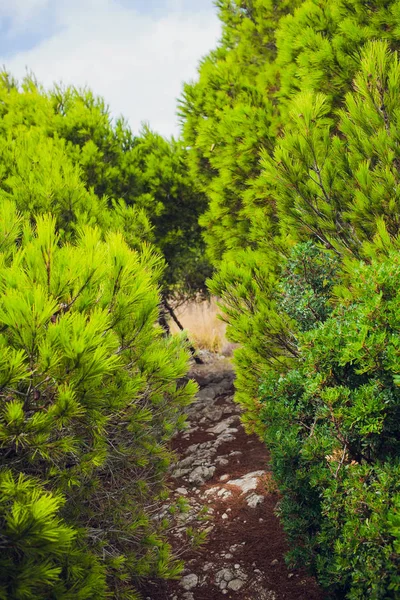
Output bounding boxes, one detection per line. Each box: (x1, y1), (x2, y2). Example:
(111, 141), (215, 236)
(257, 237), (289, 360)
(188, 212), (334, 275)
(139, 361), (326, 600)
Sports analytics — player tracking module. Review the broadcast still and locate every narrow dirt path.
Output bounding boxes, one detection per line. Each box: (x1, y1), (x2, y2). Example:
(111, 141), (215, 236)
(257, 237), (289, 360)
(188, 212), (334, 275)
(141, 357), (325, 600)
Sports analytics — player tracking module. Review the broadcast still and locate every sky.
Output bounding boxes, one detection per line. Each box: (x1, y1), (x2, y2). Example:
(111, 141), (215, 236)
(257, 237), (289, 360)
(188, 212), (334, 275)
(0, 0), (221, 137)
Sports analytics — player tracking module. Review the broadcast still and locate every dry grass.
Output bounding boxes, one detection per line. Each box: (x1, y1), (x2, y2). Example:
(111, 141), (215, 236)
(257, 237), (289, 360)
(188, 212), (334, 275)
(171, 298), (233, 354)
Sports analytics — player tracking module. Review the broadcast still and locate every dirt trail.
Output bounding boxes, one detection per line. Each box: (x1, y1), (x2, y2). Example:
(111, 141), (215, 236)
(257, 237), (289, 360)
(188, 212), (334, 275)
(140, 357), (325, 600)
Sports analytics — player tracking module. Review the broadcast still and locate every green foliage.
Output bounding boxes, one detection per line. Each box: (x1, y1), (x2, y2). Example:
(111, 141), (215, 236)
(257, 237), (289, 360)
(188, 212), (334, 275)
(0, 75), (210, 301)
(180, 0), (400, 428)
(263, 41), (400, 255)
(179, 0), (297, 263)
(48, 87), (210, 300)
(276, 0), (400, 105)
(181, 2), (400, 595)
(0, 202), (196, 598)
(260, 249), (400, 597)
(0, 471), (105, 600)
(279, 241), (339, 331)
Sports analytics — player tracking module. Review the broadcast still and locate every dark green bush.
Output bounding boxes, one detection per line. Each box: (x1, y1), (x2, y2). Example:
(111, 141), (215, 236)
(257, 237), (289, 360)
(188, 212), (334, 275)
(261, 245), (400, 597)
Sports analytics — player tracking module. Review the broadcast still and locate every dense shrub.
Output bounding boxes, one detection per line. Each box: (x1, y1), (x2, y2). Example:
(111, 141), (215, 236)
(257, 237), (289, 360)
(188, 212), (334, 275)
(180, 1), (400, 592)
(260, 245), (400, 597)
(0, 201), (196, 598)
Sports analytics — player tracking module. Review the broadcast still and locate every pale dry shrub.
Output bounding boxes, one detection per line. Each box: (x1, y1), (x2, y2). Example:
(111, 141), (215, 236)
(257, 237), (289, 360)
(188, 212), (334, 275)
(171, 298), (229, 353)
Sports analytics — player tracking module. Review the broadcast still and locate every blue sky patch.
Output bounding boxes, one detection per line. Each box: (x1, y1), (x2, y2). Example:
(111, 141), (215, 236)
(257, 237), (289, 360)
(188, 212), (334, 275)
(0, 3), (62, 58)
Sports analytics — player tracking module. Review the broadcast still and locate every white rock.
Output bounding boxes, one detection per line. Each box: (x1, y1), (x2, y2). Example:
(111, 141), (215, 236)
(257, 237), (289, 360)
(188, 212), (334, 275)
(227, 471), (266, 494)
(222, 513), (229, 520)
(188, 465), (216, 485)
(180, 574), (198, 590)
(176, 487), (188, 495)
(223, 570), (234, 582)
(216, 568), (234, 584)
(179, 456), (195, 468)
(186, 444), (199, 453)
(247, 493), (265, 508)
(220, 474), (230, 481)
(204, 487), (218, 497)
(207, 416), (238, 435)
(228, 579), (245, 591)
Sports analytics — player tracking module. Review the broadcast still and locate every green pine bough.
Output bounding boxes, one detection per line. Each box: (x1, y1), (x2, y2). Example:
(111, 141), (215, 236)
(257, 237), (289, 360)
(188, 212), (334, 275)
(180, 0), (400, 596)
(0, 202), (196, 599)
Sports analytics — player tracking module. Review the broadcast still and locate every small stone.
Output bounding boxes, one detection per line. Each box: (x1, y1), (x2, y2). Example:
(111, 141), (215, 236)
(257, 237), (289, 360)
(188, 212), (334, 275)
(227, 471), (266, 494)
(222, 513), (229, 520)
(189, 465), (216, 485)
(288, 573), (294, 579)
(271, 559), (279, 566)
(219, 569), (234, 583)
(228, 579), (245, 591)
(220, 474), (230, 481)
(222, 591), (228, 595)
(180, 574), (199, 590)
(176, 487), (188, 495)
(247, 493), (265, 508)
(234, 564), (240, 569)
(220, 581), (227, 589)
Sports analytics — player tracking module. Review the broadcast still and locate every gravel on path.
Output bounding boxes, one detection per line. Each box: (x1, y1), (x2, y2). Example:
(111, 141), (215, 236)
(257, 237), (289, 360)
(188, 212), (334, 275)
(139, 356), (325, 600)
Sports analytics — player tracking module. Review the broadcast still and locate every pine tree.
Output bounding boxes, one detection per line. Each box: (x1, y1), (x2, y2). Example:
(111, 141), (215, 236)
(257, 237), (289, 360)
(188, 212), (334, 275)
(0, 75), (210, 304)
(180, 1), (400, 593)
(49, 87), (211, 301)
(0, 201), (196, 598)
(179, 0), (297, 263)
(180, 0), (400, 431)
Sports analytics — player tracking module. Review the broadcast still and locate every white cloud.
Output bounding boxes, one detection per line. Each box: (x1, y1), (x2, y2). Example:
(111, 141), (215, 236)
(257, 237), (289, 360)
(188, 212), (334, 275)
(0, 0), (220, 137)
(0, 0), (50, 25)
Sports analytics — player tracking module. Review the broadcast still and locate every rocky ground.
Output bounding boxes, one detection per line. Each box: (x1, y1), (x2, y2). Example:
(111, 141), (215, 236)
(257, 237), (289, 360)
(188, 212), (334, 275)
(140, 356), (325, 600)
